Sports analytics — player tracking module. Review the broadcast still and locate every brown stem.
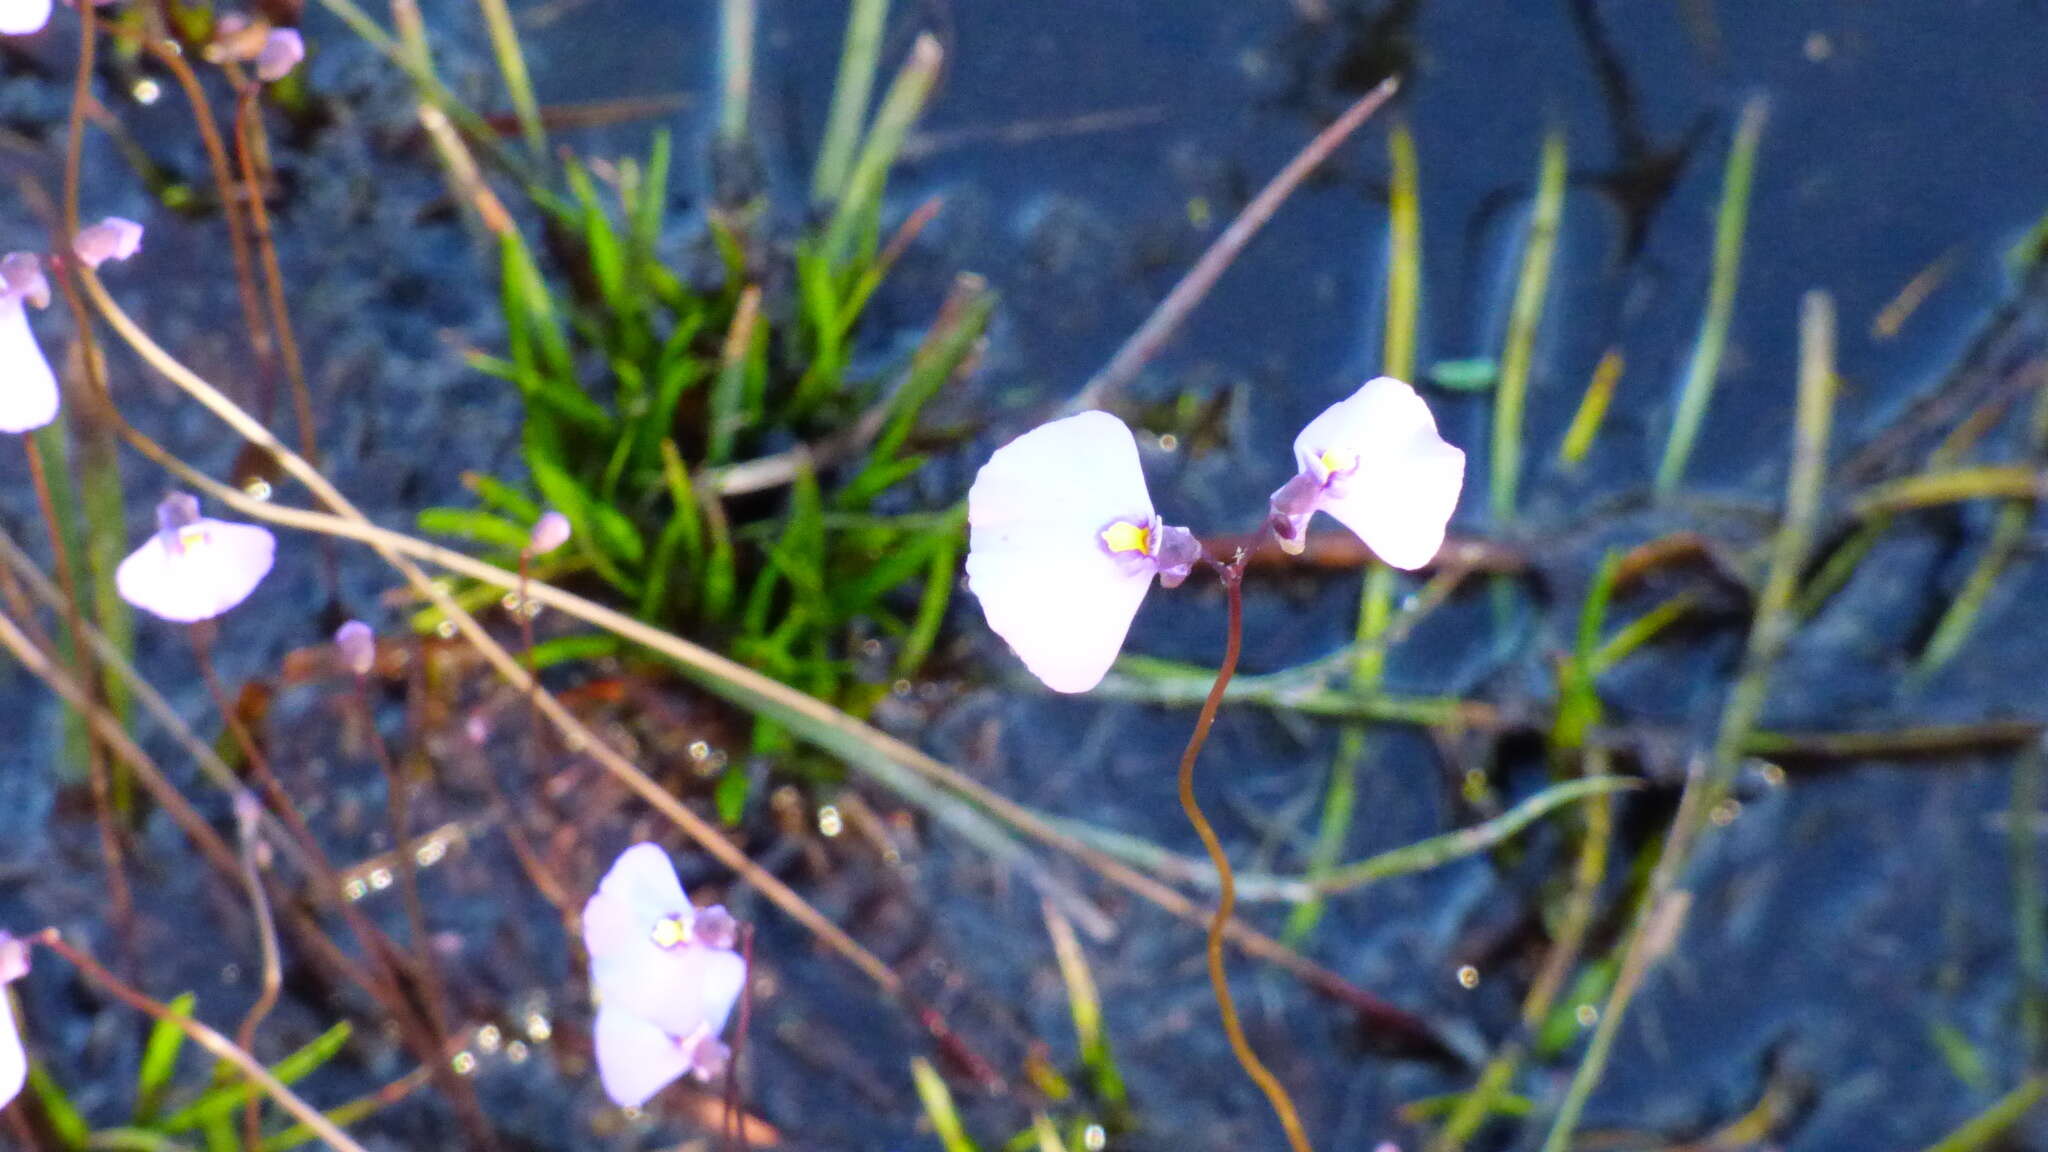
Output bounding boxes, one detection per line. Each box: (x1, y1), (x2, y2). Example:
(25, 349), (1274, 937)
(186, 624), (491, 1147)
(233, 793), (283, 1151)
(349, 670), (461, 1078)
(231, 86), (339, 600)
(1179, 562), (1315, 1152)
(140, 38), (276, 419)
(724, 924), (754, 1152)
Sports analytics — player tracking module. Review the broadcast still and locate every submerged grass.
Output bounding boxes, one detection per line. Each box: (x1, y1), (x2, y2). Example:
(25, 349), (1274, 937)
(1655, 95), (1769, 495)
(1287, 120), (1421, 945)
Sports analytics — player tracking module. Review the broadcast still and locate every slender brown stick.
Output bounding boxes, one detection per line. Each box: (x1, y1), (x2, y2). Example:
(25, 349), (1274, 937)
(233, 791), (283, 1152)
(348, 666), (461, 1074)
(231, 86), (339, 599)
(496, 550), (582, 928)
(1179, 563), (1314, 1152)
(140, 38), (276, 417)
(186, 624), (488, 1147)
(35, 930), (372, 1152)
(1072, 78), (1398, 410)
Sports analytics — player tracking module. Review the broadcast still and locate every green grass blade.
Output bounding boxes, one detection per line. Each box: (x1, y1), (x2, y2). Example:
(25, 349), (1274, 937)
(474, 0), (547, 160)
(1655, 95), (1769, 495)
(1491, 127), (1566, 522)
(159, 1023), (352, 1133)
(911, 1058), (982, 1152)
(822, 35), (942, 269)
(718, 0), (756, 144)
(134, 992), (198, 1125)
(812, 0), (891, 204)
(708, 287), (762, 465)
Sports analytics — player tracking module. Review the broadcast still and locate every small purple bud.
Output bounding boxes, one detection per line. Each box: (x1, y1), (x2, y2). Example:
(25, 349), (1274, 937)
(686, 1032), (731, 1082)
(231, 788), (263, 831)
(691, 905), (740, 951)
(0, 932), (26, 985)
(334, 620), (376, 676)
(73, 217), (144, 269)
(528, 510), (571, 555)
(155, 491), (202, 547)
(1149, 523), (1204, 589)
(0, 253), (48, 310)
(255, 29), (304, 83)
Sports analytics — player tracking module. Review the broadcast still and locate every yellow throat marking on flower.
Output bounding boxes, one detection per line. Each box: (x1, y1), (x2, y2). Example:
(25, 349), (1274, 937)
(176, 526), (212, 553)
(1313, 449), (1358, 480)
(650, 914), (692, 949)
(1100, 520), (1152, 555)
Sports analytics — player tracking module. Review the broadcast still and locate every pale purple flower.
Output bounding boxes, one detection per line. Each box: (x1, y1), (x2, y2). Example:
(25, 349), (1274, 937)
(528, 510), (571, 555)
(73, 217), (144, 269)
(334, 620), (375, 676)
(582, 843), (745, 1108)
(0, 931), (28, 1111)
(1267, 376), (1465, 570)
(0, 252), (57, 434)
(255, 28), (304, 82)
(115, 493), (277, 623)
(966, 411), (1200, 694)
(0, 0), (50, 36)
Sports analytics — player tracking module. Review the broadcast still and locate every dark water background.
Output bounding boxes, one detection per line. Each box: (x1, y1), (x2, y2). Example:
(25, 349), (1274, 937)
(1, 0), (2046, 1149)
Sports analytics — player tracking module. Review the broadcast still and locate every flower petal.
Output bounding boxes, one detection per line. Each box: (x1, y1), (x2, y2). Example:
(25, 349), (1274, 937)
(74, 218), (144, 269)
(0, 302), (58, 434)
(592, 1007), (692, 1109)
(0, 990), (23, 1112)
(583, 843), (685, 962)
(0, 0), (50, 36)
(1293, 377), (1465, 570)
(966, 411), (1157, 693)
(115, 518), (276, 623)
(583, 844), (747, 1040)
(255, 29), (304, 82)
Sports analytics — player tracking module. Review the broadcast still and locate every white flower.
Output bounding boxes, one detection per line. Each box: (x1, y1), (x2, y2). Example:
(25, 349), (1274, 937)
(0, 0), (51, 36)
(1267, 376), (1464, 570)
(0, 252), (57, 434)
(582, 844), (745, 1108)
(115, 493), (277, 623)
(0, 931), (29, 1111)
(966, 411), (1200, 693)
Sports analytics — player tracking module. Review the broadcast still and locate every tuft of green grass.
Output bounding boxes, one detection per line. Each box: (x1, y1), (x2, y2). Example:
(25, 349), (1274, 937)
(419, 20), (978, 773)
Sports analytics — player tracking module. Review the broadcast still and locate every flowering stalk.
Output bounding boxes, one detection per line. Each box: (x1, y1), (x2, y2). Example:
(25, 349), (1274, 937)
(1176, 553), (1316, 1152)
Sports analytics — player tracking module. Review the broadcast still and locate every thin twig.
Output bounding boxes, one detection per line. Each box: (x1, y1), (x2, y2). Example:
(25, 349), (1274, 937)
(1071, 78), (1398, 411)
(232, 791), (283, 1152)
